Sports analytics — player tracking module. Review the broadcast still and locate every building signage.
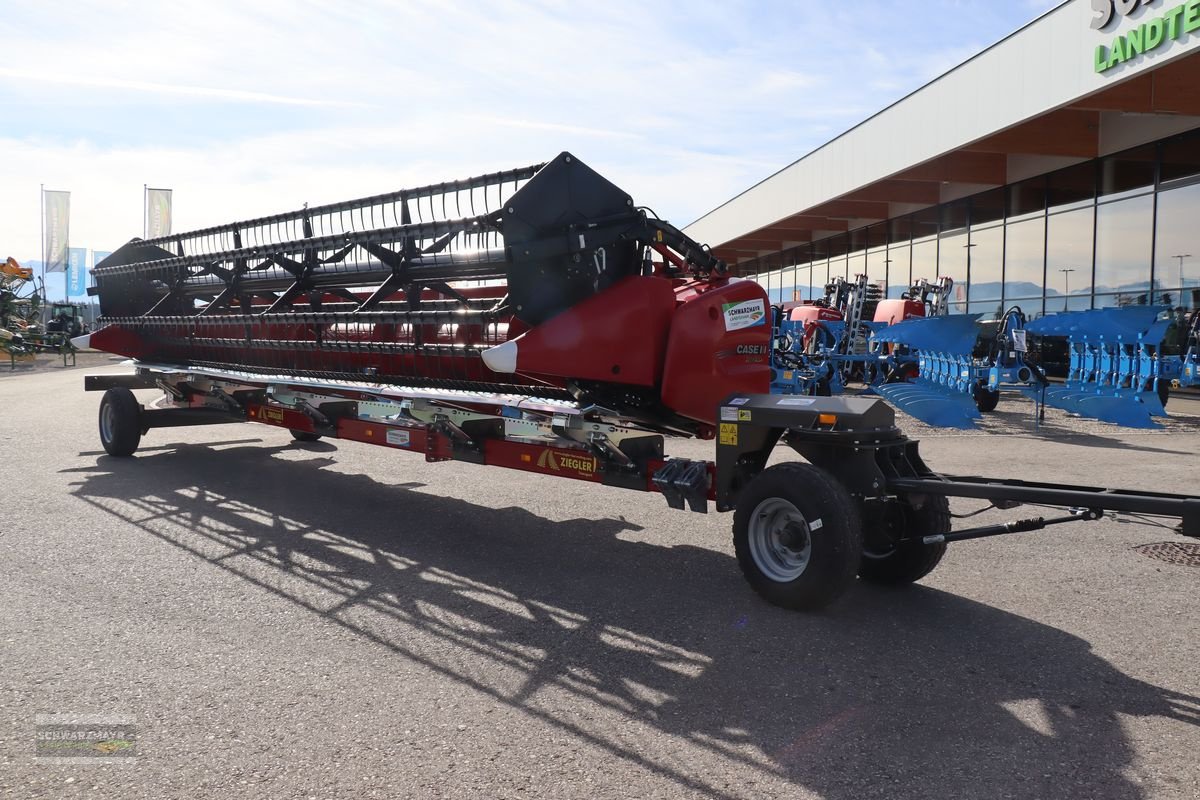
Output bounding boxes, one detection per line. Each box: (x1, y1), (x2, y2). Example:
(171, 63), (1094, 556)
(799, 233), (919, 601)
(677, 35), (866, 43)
(1091, 0), (1161, 31)
(1093, 0), (1200, 73)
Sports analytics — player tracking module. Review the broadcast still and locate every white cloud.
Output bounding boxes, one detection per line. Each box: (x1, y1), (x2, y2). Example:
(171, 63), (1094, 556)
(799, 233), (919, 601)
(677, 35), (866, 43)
(0, 0), (1054, 280)
(0, 67), (355, 107)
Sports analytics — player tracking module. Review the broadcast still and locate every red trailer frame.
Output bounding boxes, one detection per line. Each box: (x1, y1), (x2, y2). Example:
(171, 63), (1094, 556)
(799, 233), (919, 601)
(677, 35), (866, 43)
(87, 364), (1200, 612)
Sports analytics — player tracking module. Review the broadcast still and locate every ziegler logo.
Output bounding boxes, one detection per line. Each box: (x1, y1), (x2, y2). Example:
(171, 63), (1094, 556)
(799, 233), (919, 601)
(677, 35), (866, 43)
(254, 406), (286, 424)
(536, 450), (597, 475)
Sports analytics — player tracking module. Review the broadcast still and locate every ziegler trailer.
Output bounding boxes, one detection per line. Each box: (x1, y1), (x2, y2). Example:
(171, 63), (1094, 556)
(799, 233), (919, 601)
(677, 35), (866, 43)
(79, 153), (1200, 611)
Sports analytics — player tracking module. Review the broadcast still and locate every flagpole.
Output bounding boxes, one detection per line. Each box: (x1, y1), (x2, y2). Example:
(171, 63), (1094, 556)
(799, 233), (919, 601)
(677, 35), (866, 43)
(39, 183), (46, 322)
(143, 184), (147, 239)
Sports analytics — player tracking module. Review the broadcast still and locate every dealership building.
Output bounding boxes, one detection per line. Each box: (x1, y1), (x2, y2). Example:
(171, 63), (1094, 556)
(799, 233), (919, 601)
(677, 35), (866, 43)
(686, 0), (1200, 317)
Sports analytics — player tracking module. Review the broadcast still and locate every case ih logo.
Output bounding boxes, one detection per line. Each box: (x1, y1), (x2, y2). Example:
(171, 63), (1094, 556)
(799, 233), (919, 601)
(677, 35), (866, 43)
(736, 344), (770, 356)
(536, 450), (597, 476)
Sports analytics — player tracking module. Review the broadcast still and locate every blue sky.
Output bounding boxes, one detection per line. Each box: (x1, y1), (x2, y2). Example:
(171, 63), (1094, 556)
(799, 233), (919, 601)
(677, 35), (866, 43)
(0, 0), (1059, 300)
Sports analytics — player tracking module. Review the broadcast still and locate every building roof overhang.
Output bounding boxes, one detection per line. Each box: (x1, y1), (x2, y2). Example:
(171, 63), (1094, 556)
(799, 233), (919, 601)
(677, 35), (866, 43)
(685, 0), (1200, 275)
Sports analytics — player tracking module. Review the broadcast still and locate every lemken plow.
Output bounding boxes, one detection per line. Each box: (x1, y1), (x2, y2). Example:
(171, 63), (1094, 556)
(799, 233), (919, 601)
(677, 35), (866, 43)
(1024, 305), (1194, 428)
(771, 276), (1047, 430)
(770, 275), (1198, 430)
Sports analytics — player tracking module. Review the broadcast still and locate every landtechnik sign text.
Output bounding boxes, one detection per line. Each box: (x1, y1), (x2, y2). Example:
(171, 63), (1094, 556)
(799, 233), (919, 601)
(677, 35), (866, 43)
(1092, 0), (1200, 73)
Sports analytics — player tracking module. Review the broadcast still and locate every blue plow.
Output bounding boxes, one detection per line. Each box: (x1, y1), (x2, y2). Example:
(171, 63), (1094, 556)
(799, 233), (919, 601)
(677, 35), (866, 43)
(1023, 306), (1172, 428)
(872, 314), (989, 430)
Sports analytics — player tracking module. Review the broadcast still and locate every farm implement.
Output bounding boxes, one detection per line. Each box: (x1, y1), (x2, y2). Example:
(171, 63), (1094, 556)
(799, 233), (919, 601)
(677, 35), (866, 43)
(2, 257), (85, 368)
(1021, 305), (1198, 428)
(1, 257), (41, 368)
(80, 153), (1200, 610)
(771, 275), (1045, 429)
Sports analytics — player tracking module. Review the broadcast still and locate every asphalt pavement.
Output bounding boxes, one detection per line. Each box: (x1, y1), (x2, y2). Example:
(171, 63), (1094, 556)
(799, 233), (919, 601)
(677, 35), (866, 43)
(2, 364), (1199, 799)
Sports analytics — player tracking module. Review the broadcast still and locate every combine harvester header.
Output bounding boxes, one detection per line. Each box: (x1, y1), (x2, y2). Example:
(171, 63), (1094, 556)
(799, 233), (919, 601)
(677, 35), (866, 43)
(88, 153), (768, 435)
(80, 154), (1200, 611)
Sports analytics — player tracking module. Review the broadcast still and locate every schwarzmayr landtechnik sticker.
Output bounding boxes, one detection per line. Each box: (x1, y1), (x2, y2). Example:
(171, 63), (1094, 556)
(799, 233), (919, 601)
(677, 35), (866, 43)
(722, 300), (767, 332)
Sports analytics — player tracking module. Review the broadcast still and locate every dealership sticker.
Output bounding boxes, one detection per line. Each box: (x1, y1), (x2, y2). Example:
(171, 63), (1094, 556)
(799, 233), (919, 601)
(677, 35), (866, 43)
(386, 429), (411, 447)
(721, 300), (767, 332)
(776, 397), (816, 406)
(728, 397), (750, 406)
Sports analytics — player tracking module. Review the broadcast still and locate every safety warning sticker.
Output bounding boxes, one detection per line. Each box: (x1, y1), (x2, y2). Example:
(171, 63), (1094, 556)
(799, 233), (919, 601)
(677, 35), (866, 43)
(719, 423), (738, 446)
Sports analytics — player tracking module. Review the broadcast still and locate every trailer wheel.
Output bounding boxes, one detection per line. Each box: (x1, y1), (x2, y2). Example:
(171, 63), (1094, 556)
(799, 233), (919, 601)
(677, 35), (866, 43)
(732, 463), (863, 610)
(98, 387), (142, 457)
(973, 383), (1000, 413)
(290, 429), (322, 442)
(859, 495), (949, 585)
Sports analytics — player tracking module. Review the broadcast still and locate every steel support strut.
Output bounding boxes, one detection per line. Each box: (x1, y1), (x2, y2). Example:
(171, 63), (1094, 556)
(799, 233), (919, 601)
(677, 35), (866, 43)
(922, 509), (1104, 544)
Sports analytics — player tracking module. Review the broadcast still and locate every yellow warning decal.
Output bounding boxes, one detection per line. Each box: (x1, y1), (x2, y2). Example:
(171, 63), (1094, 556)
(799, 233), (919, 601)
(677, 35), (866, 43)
(738, 409), (752, 422)
(719, 423), (738, 446)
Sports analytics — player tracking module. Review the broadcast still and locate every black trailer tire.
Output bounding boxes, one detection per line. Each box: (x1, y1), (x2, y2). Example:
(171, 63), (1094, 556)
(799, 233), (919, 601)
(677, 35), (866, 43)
(859, 495), (950, 585)
(732, 462), (863, 611)
(973, 384), (1001, 413)
(99, 387), (142, 457)
(290, 429), (322, 442)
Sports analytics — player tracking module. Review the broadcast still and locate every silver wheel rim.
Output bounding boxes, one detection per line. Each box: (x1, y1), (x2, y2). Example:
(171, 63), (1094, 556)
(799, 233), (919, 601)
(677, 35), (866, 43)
(100, 402), (116, 444)
(748, 497), (813, 582)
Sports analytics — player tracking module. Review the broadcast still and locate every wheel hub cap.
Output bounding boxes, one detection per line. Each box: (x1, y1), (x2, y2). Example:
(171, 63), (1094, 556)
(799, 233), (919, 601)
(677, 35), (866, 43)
(748, 498), (813, 582)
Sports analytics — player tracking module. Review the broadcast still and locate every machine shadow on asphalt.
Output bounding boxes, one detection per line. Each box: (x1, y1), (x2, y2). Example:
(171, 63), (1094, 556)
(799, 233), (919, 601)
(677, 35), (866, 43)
(62, 441), (1200, 800)
(928, 406), (1200, 457)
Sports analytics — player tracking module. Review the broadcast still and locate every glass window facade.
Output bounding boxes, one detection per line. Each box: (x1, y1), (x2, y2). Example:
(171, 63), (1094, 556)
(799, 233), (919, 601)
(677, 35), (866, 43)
(743, 127), (1200, 317)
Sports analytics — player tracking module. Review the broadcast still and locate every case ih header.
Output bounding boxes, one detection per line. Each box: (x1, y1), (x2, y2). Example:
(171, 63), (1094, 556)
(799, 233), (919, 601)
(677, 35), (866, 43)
(81, 153), (1199, 610)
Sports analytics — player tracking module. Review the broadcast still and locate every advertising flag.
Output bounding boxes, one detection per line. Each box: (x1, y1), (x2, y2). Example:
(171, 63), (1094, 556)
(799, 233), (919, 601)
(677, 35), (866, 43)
(43, 190), (70, 273)
(93, 250), (113, 269)
(146, 188), (172, 238)
(67, 247), (88, 297)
